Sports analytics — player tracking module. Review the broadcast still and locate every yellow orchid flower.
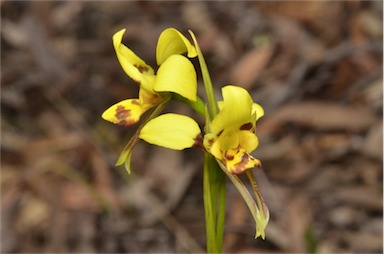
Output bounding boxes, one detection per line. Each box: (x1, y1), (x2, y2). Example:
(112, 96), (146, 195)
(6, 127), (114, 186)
(138, 85), (264, 175)
(137, 85), (268, 240)
(204, 85), (264, 175)
(102, 28), (197, 126)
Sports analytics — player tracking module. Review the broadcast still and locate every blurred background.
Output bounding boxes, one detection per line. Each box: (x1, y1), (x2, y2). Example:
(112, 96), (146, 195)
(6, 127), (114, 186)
(1, 1), (383, 253)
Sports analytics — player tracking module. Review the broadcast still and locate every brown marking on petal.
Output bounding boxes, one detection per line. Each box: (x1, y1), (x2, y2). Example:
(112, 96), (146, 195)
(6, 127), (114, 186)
(118, 119), (127, 126)
(140, 90), (162, 106)
(229, 153), (249, 175)
(134, 64), (149, 73)
(118, 119), (137, 126)
(131, 99), (140, 106)
(146, 93), (161, 105)
(230, 167), (244, 175)
(239, 153), (250, 165)
(224, 151), (234, 161)
(193, 134), (205, 150)
(115, 106), (135, 126)
(205, 138), (215, 149)
(115, 105), (131, 119)
(240, 122), (253, 131)
(231, 153), (262, 175)
(217, 129), (224, 137)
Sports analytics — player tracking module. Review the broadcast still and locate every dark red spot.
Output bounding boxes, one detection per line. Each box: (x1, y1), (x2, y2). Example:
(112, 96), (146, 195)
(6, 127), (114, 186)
(240, 122), (253, 131)
(134, 65), (149, 73)
(193, 134), (204, 150)
(223, 151), (234, 161)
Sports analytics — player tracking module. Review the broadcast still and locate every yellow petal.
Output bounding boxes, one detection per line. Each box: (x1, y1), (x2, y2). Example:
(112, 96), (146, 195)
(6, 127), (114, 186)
(217, 101), (224, 110)
(252, 103), (264, 121)
(154, 55), (197, 101)
(139, 113), (201, 150)
(238, 130), (259, 153)
(113, 29), (156, 91)
(210, 140), (223, 160)
(218, 102), (264, 121)
(217, 130), (239, 151)
(211, 85), (253, 135)
(101, 99), (146, 126)
(156, 28), (197, 65)
(203, 133), (222, 159)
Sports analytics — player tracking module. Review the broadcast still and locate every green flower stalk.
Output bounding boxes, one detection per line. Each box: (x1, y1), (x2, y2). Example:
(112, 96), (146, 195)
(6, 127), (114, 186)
(102, 27), (270, 252)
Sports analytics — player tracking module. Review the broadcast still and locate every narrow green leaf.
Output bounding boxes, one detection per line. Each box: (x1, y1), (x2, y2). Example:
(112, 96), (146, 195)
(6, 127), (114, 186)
(215, 166), (226, 253)
(188, 30), (218, 120)
(203, 153), (218, 253)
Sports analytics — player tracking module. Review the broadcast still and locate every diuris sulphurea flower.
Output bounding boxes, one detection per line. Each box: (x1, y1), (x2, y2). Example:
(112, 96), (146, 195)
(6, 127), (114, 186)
(139, 85), (264, 175)
(102, 28), (197, 127)
(101, 28), (198, 170)
(137, 85), (268, 239)
(203, 85), (264, 174)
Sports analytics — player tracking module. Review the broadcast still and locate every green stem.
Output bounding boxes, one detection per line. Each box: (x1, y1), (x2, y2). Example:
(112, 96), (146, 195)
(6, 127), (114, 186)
(189, 30), (226, 253)
(171, 93), (206, 117)
(203, 153), (218, 253)
(215, 169), (226, 253)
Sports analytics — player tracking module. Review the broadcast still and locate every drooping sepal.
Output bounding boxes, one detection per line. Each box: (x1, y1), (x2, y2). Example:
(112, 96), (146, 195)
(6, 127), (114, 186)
(139, 113), (201, 150)
(217, 161), (269, 240)
(245, 169), (270, 240)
